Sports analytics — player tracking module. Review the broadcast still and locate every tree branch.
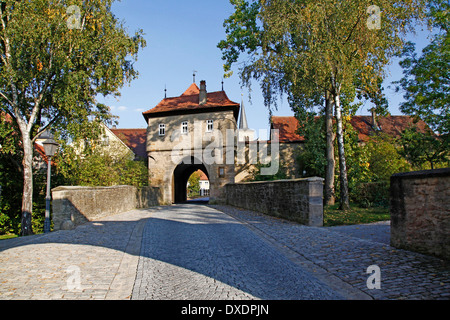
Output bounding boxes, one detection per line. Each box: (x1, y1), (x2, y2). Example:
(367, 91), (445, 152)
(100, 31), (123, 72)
(0, 90), (13, 106)
(31, 111), (61, 143)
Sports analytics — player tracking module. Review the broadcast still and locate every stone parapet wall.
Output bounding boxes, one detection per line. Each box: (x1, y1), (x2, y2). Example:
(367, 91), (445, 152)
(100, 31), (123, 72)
(390, 168), (450, 260)
(52, 185), (162, 231)
(225, 177), (324, 227)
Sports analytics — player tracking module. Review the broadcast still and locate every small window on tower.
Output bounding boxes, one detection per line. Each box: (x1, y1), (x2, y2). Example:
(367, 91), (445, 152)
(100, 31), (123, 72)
(218, 167), (225, 178)
(159, 124), (165, 136)
(207, 120), (213, 132)
(181, 121), (188, 134)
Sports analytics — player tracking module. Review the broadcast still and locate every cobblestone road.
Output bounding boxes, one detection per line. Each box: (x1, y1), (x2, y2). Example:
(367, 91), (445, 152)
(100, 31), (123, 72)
(212, 205), (450, 300)
(131, 204), (343, 300)
(0, 204), (449, 300)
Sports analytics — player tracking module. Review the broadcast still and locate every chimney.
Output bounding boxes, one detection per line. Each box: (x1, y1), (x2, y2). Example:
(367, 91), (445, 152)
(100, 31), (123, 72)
(199, 80), (207, 105)
(371, 108), (378, 130)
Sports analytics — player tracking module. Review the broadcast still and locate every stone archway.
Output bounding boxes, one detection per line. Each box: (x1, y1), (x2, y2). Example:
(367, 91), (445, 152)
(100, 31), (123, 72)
(173, 156), (209, 203)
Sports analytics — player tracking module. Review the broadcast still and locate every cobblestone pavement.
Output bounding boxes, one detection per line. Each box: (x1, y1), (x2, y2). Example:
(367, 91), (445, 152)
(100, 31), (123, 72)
(211, 205), (450, 300)
(0, 204), (449, 300)
(131, 204), (343, 300)
(0, 209), (151, 300)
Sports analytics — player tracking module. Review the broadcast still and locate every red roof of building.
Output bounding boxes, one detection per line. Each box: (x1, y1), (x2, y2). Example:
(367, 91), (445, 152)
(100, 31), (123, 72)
(349, 116), (430, 142)
(194, 169), (209, 181)
(110, 128), (147, 160)
(142, 82), (240, 121)
(270, 116), (304, 143)
(181, 83), (200, 96)
(271, 115), (431, 143)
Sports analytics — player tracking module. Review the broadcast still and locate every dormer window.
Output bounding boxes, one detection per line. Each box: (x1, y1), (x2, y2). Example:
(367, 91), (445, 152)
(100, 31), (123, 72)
(181, 121), (188, 134)
(159, 124), (165, 136)
(206, 120), (213, 132)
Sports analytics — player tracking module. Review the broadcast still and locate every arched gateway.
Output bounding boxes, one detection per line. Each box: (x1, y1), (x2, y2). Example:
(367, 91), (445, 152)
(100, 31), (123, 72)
(173, 156), (208, 203)
(142, 81), (240, 204)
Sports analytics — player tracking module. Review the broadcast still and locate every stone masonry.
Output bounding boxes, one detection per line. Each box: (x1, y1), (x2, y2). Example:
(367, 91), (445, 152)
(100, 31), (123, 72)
(51, 185), (162, 231)
(225, 177), (324, 227)
(390, 168), (450, 260)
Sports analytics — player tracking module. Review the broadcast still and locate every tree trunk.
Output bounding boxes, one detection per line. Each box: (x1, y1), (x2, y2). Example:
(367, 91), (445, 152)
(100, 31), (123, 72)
(324, 90), (335, 205)
(21, 133), (34, 236)
(334, 91), (350, 210)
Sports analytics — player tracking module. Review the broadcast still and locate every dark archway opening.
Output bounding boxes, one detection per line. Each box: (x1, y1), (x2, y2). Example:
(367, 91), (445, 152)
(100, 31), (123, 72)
(173, 156), (209, 204)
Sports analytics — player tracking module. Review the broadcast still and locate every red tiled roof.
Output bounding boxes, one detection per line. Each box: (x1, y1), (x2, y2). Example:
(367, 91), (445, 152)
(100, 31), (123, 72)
(194, 169), (209, 181)
(110, 128), (147, 160)
(181, 83), (200, 96)
(271, 115), (431, 143)
(142, 83), (240, 120)
(270, 116), (305, 142)
(349, 116), (430, 142)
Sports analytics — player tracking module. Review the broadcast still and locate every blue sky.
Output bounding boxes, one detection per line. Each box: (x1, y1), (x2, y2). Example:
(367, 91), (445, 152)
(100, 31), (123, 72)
(97, 0), (434, 133)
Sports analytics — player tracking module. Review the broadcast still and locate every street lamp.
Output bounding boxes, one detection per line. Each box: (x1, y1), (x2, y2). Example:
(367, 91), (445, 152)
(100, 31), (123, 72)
(41, 131), (59, 233)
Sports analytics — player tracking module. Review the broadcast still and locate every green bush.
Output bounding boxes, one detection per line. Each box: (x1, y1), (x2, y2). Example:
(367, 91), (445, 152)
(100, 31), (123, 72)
(0, 212), (12, 235)
(55, 145), (148, 188)
(352, 181), (390, 208)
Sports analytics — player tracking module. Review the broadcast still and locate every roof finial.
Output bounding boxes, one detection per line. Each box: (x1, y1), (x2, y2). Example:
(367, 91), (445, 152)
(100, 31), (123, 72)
(193, 70), (197, 83)
(164, 84), (167, 99)
(221, 79), (224, 91)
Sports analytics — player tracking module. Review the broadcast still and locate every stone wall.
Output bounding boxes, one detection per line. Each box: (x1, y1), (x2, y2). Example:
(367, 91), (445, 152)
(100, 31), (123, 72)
(390, 168), (450, 260)
(52, 185), (162, 231)
(225, 177), (324, 227)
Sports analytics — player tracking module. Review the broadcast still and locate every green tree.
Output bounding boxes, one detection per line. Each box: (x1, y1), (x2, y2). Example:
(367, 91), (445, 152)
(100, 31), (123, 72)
(55, 131), (148, 188)
(396, 0), (449, 140)
(219, 0), (426, 210)
(399, 127), (449, 170)
(187, 171), (201, 198)
(0, 0), (145, 235)
(295, 114), (327, 178)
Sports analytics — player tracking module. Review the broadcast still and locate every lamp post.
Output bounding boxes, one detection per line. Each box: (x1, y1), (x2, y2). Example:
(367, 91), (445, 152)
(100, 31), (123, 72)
(42, 132), (59, 233)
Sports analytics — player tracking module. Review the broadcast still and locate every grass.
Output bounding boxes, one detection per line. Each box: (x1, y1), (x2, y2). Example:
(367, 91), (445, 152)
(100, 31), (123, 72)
(0, 234), (18, 241)
(323, 203), (390, 227)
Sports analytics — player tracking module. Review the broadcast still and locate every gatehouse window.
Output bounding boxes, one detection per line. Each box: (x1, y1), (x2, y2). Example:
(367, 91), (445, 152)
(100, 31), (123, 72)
(218, 167), (225, 178)
(181, 121), (188, 134)
(159, 124), (165, 136)
(207, 120), (213, 132)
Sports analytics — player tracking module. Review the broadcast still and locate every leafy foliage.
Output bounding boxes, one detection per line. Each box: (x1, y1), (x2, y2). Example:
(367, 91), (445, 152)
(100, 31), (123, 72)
(396, 0), (449, 138)
(399, 126), (449, 170)
(0, 0), (146, 234)
(219, 0), (427, 210)
(187, 171), (201, 198)
(295, 114), (327, 178)
(55, 138), (148, 188)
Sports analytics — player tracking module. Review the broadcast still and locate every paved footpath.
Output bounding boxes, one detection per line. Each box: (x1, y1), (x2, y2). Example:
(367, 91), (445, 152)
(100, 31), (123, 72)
(0, 204), (449, 300)
(212, 205), (450, 300)
(0, 209), (150, 300)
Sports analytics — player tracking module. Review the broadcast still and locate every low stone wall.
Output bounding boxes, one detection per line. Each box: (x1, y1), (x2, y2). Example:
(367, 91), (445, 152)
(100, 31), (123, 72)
(225, 177), (324, 227)
(52, 185), (162, 231)
(390, 168), (450, 260)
